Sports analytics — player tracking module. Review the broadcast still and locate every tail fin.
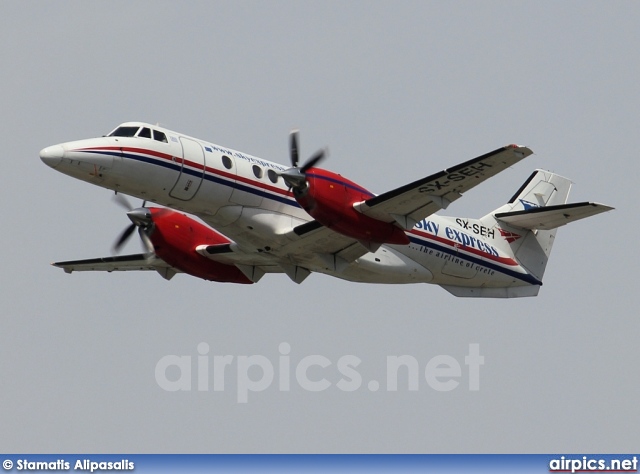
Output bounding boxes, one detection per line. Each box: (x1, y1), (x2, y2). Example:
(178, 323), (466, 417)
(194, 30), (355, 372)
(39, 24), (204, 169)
(504, 169), (573, 210)
(482, 170), (612, 283)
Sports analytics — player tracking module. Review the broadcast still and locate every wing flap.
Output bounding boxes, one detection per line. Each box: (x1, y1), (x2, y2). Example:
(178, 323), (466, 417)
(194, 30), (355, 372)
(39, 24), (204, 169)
(355, 145), (532, 227)
(276, 220), (369, 269)
(495, 202), (614, 230)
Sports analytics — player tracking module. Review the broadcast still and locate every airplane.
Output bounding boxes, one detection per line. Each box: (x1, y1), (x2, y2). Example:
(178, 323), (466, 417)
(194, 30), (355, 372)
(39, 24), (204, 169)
(40, 122), (613, 297)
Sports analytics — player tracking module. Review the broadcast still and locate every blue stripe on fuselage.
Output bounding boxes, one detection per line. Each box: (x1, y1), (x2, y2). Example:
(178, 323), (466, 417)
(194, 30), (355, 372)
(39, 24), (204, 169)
(407, 235), (542, 286)
(111, 150), (301, 208)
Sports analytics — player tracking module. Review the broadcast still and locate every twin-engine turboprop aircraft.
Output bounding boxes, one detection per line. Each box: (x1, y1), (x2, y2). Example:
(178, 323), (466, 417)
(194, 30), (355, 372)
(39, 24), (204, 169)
(40, 122), (613, 297)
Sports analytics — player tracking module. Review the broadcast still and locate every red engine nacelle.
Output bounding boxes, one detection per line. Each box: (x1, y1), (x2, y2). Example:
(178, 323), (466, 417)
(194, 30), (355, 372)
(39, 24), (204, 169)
(295, 168), (409, 245)
(146, 208), (252, 284)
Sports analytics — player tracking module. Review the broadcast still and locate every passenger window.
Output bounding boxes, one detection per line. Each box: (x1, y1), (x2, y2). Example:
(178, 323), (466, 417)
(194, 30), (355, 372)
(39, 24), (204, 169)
(222, 155), (233, 169)
(153, 130), (168, 143)
(138, 128), (152, 139)
(252, 165), (263, 179)
(267, 169), (279, 184)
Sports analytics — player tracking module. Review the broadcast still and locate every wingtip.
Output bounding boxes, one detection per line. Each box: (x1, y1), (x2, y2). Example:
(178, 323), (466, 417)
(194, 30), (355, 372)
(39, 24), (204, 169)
(506, 144), (533, 158)
(596, 203), (616, 212)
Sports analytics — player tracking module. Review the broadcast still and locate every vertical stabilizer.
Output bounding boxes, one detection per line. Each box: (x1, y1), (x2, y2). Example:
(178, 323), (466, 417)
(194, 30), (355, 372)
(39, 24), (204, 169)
(505, 169), (572, 211)
(481, 170), (572, 282)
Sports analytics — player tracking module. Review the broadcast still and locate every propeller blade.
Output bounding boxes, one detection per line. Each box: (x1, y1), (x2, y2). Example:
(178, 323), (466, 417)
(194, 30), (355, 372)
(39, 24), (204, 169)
(112, 192), (133, 211)
(112, 223), (136, 253)
(138, 226), (155, 255)
(289, 130), (299, 168)
(300, 149), (326, 173)
(282, 130), (328, 194)
(111, 196), (156, 256)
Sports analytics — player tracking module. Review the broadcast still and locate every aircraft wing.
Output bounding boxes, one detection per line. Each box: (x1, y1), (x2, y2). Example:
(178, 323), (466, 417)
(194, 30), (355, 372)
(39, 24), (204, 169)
(353, 145), (532, 229)
(198, 220), (370, 282)
(281, 220), (371, 266)
(52, 254), (182, 280)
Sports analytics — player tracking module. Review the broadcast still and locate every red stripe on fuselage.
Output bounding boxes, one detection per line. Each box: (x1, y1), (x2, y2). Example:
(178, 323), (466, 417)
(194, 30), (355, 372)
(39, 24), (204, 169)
(408, 228), (518, 266)
(74, 146), (380, 202)
(74, 146), (292, 198)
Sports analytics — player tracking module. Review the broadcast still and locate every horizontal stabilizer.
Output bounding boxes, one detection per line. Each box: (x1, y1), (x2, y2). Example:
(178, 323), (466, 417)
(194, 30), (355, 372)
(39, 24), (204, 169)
(441, 285), (540, 298)
(495, 202), (613, 230)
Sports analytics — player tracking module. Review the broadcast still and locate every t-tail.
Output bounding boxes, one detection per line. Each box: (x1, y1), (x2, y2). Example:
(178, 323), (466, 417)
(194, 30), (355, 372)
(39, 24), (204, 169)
(443, 169), (613, 298)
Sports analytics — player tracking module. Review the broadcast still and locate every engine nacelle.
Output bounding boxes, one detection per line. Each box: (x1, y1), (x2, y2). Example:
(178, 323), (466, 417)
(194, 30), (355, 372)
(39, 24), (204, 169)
(147, 208), (252, 284)
(294, 168), (409, 245)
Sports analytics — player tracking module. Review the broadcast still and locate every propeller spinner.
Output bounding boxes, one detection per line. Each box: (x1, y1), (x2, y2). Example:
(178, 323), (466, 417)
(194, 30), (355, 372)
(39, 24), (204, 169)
(280, 130), (327, 194)
(111, 193), (154, 255)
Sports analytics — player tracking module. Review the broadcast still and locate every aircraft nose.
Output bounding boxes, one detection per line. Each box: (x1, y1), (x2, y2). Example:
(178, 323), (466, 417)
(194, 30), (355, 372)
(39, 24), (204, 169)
(40, 145), (64, 168)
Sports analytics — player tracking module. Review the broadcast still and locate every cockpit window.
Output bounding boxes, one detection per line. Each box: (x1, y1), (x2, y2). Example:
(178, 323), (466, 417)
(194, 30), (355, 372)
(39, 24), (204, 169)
(107, 125), (168, 143)
(138, 127), (152, 139)
(109, 126), (140, 137)
(153, 130), (168, 143)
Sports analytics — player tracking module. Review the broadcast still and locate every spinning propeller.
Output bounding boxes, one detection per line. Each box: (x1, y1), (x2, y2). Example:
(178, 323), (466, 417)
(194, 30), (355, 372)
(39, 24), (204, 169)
(111, 193), (155, 255)
(279, 130), (327, 195)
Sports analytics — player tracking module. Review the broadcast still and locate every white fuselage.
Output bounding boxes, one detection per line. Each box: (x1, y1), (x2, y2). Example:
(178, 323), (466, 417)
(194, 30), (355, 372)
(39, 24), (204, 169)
(41, 122), (537, 288)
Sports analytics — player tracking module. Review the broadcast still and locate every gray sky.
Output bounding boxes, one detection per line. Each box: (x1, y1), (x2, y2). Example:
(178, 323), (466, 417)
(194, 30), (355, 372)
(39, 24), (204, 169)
(1, 1), (637, 453)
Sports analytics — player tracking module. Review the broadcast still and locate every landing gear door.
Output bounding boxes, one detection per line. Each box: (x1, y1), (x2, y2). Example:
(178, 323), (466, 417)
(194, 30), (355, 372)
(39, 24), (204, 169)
(170, 137), (206, 201)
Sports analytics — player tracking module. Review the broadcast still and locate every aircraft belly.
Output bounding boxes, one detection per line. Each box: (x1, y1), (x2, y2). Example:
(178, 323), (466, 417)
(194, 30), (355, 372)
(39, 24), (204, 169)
(394, 244), (527, 288)
(220, 208), (300, 250)
(441, 256), (479, 279)
(316, 247), (432, 284)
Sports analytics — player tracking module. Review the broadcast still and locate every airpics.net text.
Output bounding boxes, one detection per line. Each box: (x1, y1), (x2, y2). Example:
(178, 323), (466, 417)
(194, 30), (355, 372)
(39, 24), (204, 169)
(155, 343), (484, 403)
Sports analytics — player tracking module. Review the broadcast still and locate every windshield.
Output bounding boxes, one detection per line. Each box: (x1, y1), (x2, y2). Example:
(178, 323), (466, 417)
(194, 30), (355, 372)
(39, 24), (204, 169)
(108, 126), (140, 137)
(106, 125), (168, 143)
